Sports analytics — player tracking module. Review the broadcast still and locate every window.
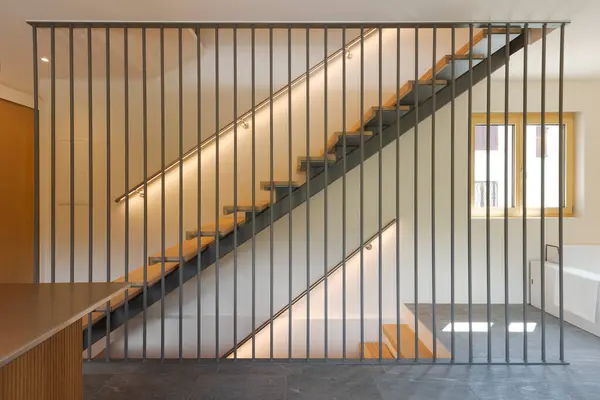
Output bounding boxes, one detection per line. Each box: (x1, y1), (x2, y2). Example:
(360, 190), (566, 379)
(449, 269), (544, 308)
(471, 113), (575, 217)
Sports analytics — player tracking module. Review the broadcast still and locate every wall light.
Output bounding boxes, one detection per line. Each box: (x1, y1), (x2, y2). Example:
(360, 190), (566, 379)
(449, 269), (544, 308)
(40, 57), (49, 63)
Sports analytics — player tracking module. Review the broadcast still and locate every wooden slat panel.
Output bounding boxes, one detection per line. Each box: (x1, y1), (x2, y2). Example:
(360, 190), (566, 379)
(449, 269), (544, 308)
(0, 320), (82, 400)
(0, 98), (34, 283)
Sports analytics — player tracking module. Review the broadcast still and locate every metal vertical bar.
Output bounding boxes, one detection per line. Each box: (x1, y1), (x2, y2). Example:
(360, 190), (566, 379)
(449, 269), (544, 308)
(142, 27), (148, 361)
(359, 25), (365, 362)
(32, 26), (40, 284)
(323, 25), (329, 362)
(450, 25), (456, 363)
(215, 26), (220, 361)
(486, 23), (492, 364)
(467, 24), (474, 363)
(251, 25), (256, 361)
(540, 23), (547, 363)
(287, 25), (293, 362)
(377, 25), (383, 362)
(413, 25), (420, 362)
(159, 26), (166, 362)
(233, 25), (238, 361)
(305, 26), (312, 362)
(558, 23), (566, 363)
(431, 24), (437, 362)
(269, 25), (275, 362)
(342, 26), (347, 361)
(69, 25), (75, 284)
(396, 24), (402, 362)
(178, 26), (184, 362)
(522, 23), (529, 364)
(196, 26), (202, 362)
(51, 26), (56, 284)
(123, 25), (130, 361)
(504, 24), (511, 364)
(105, 26), (112, 362)
(87, 26), (94, 362)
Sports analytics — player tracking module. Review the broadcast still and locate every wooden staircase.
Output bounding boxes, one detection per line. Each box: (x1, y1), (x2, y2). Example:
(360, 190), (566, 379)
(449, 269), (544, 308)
(83, 27), (530, 351)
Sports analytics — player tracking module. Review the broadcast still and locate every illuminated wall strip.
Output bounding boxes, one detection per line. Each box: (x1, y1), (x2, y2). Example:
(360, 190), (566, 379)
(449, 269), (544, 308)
(114, 28), (377, 203)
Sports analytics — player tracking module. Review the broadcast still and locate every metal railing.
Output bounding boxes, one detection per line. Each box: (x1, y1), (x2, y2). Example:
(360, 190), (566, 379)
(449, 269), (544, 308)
(28, 21), (568, 365)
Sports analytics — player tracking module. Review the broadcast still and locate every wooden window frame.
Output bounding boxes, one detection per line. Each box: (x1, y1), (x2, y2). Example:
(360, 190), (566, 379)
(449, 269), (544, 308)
(471, 112), (575, 218)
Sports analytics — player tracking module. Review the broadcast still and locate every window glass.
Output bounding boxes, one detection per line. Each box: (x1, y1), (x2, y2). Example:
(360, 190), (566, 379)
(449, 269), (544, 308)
(473, 124), (515, 209)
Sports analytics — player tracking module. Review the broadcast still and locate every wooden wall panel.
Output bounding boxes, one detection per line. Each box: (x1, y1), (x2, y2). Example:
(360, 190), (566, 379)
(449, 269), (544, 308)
(0, 97), (34, 283)
(0, 320), (83, 400)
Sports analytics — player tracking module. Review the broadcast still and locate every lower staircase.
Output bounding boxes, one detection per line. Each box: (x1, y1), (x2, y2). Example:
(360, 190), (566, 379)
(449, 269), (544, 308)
(83, 27), (531, 353)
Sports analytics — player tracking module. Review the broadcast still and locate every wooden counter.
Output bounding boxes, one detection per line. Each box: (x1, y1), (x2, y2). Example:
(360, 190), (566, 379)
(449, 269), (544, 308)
(0, 283), (128, 399)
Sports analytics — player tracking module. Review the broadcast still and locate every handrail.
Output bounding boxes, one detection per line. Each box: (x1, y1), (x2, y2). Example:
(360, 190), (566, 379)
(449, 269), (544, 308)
(114, 28), (376, 203)
(220, 218), (396, 359)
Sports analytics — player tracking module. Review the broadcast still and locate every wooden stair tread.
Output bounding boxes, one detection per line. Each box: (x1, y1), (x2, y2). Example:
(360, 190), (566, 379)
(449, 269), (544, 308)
(297, 154), (336, 171)
(82, 261), (180, 329)
(383, 323), (434, 359)
(350, 27), (524, 131)
(456, 27), (524, 56)
(199, 214), (246, 236)
(382, 303), (451, 359)
(223, 200), (270, 214)
(260, 181), (300, 190)
(324, 131), (374, 154)
(362, 342), (394, 359)
(82, 236), (216, 330)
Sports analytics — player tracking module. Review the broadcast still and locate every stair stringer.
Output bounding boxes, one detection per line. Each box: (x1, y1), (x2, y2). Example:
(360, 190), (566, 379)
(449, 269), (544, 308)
(83, 31), (527, 352)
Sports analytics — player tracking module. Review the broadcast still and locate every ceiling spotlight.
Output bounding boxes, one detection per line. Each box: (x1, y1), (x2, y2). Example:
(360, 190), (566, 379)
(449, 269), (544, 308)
(40, 57), (49, 63)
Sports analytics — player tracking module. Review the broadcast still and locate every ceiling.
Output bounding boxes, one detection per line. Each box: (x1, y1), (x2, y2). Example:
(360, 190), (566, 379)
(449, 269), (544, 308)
(1, 0), (598, 95)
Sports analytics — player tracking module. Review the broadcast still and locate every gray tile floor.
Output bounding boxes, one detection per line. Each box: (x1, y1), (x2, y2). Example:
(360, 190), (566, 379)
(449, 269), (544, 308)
(84, 305), (600, 399)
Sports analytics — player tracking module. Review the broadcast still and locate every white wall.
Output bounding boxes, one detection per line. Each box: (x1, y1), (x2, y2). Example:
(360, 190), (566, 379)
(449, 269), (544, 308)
(37, 27), (600, 358)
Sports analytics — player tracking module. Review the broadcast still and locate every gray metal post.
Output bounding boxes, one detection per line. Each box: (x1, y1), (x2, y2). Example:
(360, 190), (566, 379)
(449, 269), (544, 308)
(324, 25), (329, 361)
(431, 25), (437, 361)
(467, 24), (474, 363)
(32, 26), (40, 284)
(486, 23), (492, 363)
(215, 26), (221, 361)
(450, 25), (456, 362)
(359, 25), (365, 361)
(522, 24), (529, 363)
(178, 26), (184, 362)
(87, 26), (94, 362)
(142, 27), (148, 361)
(414, 25), (420, 361)
(233, 25), (238, 361)
(123, 25), (130, 361)
(396, 25), (402, 362)
(51, 26), (56, 284)
(287, 25), (293, 361)
(196, 26), (203, 361)
(269, 25), (275, 362)
(105, 27), (112, 361)
(305, 26), (311, 361)
(540, 23), (547, 363)
(342, 26), (348, 361)
(251, 25), (257, 361)
(558, 23), (566, 363)
(69, 25), (75, 284)
(504, 24), (511, 364)
(378, 25), (384, 362)
(160, 26), (166, 361)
